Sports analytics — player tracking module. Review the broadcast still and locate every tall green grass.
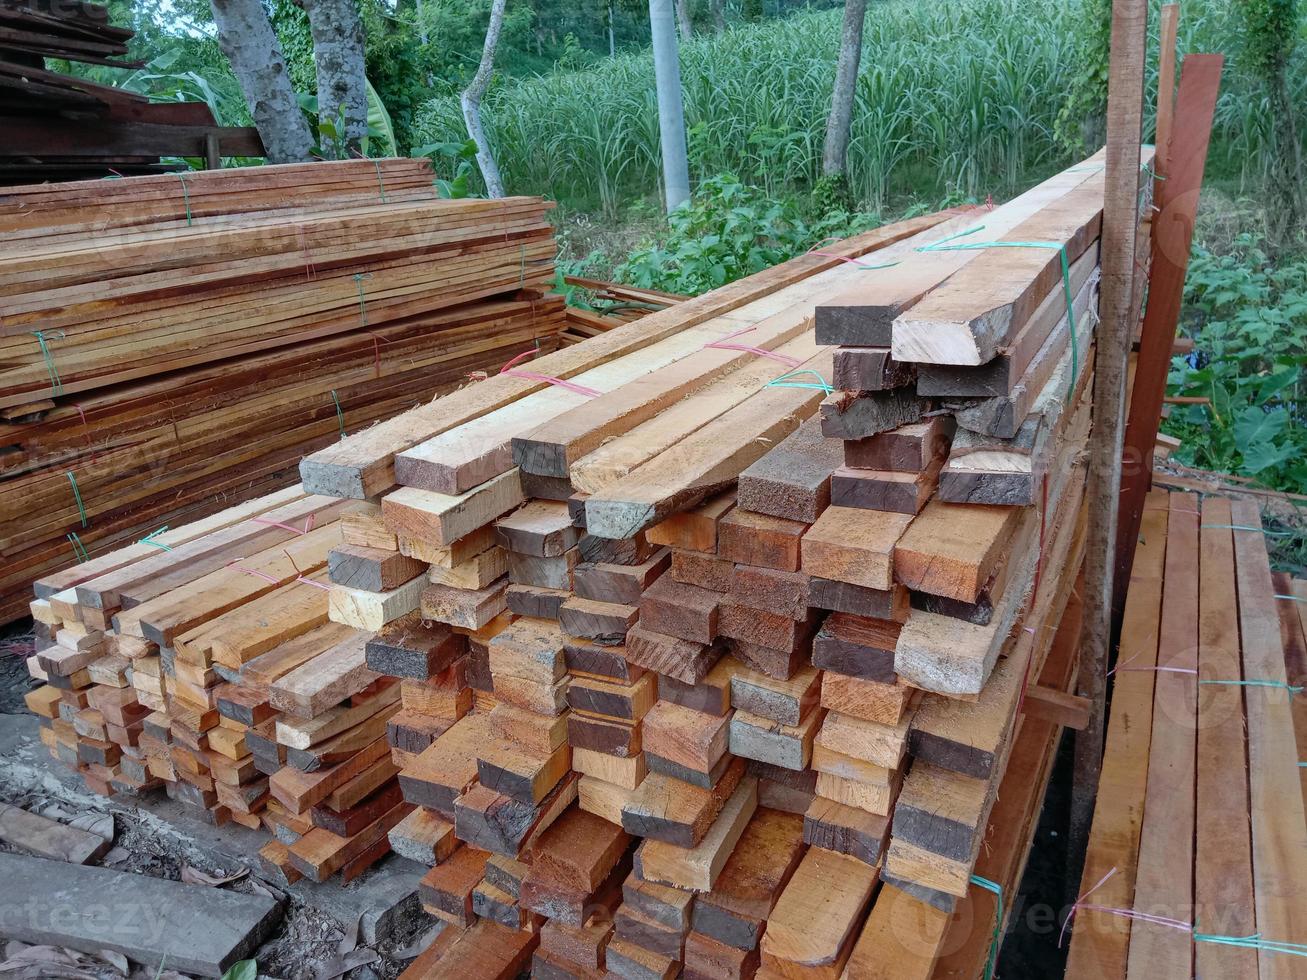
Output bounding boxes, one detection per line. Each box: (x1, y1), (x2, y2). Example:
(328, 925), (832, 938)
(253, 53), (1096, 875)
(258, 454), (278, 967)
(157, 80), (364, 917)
(412, 0), (1305, 214)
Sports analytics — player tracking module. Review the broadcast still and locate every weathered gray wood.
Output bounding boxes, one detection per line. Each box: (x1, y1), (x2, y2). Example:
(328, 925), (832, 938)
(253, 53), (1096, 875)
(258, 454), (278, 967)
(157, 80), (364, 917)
(818, 388), (926, 441)
(831, 347), (915, 392)
(0, 804), (111, 865)
(0, 852), (281, 977)
(735, 416), (843, 524)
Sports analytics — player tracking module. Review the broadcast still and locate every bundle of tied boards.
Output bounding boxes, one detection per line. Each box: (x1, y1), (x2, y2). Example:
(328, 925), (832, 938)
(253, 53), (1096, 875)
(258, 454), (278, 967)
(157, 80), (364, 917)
(23, 147), (1152, 978)
(0, 158), (562, 626)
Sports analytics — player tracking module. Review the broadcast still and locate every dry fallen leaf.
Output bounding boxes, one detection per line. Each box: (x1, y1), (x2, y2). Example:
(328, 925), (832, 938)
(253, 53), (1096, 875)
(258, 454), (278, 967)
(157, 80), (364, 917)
(96, 949), (130, 975)
(180, 865), (248, 887)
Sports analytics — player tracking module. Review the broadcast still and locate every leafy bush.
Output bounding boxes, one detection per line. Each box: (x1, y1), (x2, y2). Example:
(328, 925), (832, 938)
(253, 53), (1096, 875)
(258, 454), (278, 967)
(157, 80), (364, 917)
(611, 175), (881, 295)
(1164, 234), (1307, 492)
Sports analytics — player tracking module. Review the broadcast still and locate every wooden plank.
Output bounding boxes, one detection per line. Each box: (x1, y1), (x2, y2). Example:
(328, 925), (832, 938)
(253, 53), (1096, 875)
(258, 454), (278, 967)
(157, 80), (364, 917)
(893, 500), (1020, 603)
(801, 506), (912, 591)
(636, 776), (760, 894)
(300, 213), (949, 499)
(760, 846), (877, 978)
(841, 884), (949, 979)
(0, 852), (280, 977)
(1114, 55), (1224, 613)
(735, 416), (844, 524)
(814, 157), (1101, 346)
(1194, 498), (1257, 979)
(1072, 504), (1167, 971)
(1124, 495), (1197, 978)
(691, 807), (806, 950)
(1229, 500), (1307, 978)
(0, 803), (112, 864)
(583, 350), (835, 540)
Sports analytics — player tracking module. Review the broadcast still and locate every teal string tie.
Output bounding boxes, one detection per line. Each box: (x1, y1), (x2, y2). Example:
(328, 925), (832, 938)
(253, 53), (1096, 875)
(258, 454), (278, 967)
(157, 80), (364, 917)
(1193, 930), (1307, 960)
(765, 368), (834, 396)
(176, 172), (193, 226)
(970, 874), (1004, 980)
(1199, 678), (1303, 696)
(1201, 523), (1297, 537)
(138, 526), (173, 552)
(331, 389), (346, 440)
(31, 329), (66, 396)
(916, 227), (1080, 398)
(67, 532), (89, 563)
(352, 273), (373, 328)
(1275, 594), (1307, 603)
(65, 470), (88, 529)
(372, 159), (388, 203)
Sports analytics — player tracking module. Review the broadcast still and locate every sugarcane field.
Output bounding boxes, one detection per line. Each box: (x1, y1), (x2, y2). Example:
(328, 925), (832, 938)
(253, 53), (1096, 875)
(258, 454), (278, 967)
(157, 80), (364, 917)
(0, 0), (1304, 977)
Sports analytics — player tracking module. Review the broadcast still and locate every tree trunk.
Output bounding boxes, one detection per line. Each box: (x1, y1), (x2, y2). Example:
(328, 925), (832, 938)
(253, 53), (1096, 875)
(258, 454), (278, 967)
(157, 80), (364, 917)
(461, 0), (507, 198)
(821, 0), (867, 177)
(209, 0), (314, 163)
(302, 0), (369, 153)
(1268, 69), (1305, 249)
(675, 0), (693, 38)
(608, 1), (616, 56)
(649, 0), (691, 211)
(710, 0), (725, 31)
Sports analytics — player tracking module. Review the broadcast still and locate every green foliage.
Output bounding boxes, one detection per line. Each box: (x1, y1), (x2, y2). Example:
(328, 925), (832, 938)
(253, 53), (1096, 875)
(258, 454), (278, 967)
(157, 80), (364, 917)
(612, 174), (879, 294)
(1163, 234), (1307, 491)
(413, 138), (482, 197)
(219, 961), (256, 980)
(1054, 0), (1110, 154)
(1238, 0), (1300, 77)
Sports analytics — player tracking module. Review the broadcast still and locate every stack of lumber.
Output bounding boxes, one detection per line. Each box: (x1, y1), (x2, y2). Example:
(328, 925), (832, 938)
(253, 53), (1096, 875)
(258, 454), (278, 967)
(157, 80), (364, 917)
(0, 0), (262, 181)
(1065, 490), (1307, 977)
(560, 277), (687, 345)
(0, 158), (564, 624)
(23, 147), (1149, 974)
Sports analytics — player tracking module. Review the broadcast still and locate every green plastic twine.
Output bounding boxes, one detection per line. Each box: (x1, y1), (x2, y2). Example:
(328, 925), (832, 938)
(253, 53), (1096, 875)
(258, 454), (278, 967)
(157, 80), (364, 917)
(176, 172), (193, 226)
(1201, 523), (1297, 537)
(1192, 931), (1307, 960)
(31, 330), (66, 396)
(331, 389), (346, 440)
(970, 874), (1004, 980)
(67, 532), (89, 563)
(916, 227), (1080, 398)
(373, 159), (388, 203)
(138, 526), (172, 551)
(353, 273), (373, 328)
(1199, 678), (1303, 696)
(65, 471), (88, 528)
(765, 368), (834, 395)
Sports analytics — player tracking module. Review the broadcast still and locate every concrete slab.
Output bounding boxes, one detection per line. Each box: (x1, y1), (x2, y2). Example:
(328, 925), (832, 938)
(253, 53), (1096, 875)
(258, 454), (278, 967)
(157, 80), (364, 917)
(0, 712), (424, 943)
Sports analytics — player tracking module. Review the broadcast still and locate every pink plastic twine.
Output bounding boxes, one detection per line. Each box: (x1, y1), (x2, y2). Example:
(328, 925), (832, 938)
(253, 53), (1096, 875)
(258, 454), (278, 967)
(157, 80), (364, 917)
(703, 327), (801, 367)
(1059, 868), (1192, 948)
(251, 514), (315, 535)
(804, 237), (901, 270)
(499, 348), (600, 397)
(227, 560), (280, 585)
(1108, 651), (1198, 677)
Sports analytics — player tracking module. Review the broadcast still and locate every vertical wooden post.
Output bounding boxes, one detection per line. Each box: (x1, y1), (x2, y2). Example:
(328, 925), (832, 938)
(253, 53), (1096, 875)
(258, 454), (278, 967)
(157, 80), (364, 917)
(1154, 4), (1180, 173)
(1113, 54), (1224, 617)
(204, 133), (221, 171)
(1068, 0), (1147, 897)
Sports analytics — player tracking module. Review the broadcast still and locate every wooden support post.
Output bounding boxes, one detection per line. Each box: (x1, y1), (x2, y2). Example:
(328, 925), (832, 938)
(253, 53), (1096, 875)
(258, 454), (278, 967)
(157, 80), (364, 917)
(1154, 4), (1180, 173)
(1069, 0), (1147, 901)
(1112, 54), (1224, 617)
